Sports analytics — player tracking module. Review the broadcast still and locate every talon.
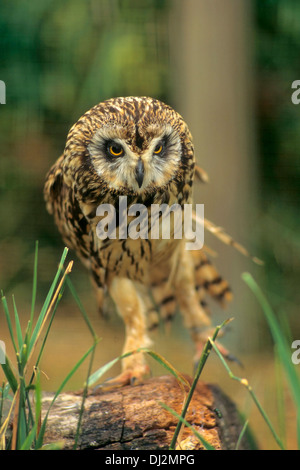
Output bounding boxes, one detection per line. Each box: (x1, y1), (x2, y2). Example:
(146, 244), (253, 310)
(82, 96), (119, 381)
(91, 364), (150, 393)
(193, 327), (243, 369)
(130, 376), (137, 386)
(213, 341), (243, 367)
(224, 353), (243, 368)
(91, 371), (132, 393)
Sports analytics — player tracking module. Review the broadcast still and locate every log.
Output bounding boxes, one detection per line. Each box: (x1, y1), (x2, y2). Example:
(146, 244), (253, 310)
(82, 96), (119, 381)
(42, 375), (251, 450)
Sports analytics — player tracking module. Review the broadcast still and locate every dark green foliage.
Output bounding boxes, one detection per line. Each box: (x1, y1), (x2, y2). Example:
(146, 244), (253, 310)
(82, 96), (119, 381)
(0, 0), (170, 296)
(254, 0), (300, 328)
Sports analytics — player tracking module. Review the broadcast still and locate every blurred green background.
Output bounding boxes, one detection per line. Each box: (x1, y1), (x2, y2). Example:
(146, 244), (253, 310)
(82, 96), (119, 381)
(0, 0), (300, 449)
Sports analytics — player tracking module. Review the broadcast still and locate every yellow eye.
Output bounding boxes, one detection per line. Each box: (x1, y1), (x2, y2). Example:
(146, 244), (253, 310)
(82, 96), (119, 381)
(154, 143), (163, 155)
(108, 143), (124, 157)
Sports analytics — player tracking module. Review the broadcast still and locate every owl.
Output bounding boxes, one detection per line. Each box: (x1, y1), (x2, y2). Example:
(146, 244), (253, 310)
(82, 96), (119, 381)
(44, 96), (234, 388)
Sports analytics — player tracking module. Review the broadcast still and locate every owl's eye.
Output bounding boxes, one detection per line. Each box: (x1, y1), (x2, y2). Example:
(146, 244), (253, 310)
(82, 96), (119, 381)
(153, 142), (164, 155)
(108, 143), (124, 157)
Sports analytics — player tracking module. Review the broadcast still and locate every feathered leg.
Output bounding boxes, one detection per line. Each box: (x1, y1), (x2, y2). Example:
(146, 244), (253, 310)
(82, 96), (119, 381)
(100, 277), (151, 388)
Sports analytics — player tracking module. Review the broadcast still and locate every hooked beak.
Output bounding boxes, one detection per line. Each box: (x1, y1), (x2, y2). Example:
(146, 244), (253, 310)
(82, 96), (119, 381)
(135, 159), (144, 188)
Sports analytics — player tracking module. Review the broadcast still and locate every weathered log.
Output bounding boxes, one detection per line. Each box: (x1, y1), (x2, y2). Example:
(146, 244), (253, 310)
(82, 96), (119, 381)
(42, 375), (251, 450)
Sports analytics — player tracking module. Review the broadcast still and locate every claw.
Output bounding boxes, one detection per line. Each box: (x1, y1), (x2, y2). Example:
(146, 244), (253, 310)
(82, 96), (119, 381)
(92, 365), (150, 393)
(224, 352), (243, 368)
(210, 339), (243, 368)
(192, 326), (243, 370)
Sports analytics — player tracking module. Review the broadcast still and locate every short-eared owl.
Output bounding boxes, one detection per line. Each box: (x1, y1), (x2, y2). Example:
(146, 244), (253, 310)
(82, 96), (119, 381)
(44, 96), (233, 387)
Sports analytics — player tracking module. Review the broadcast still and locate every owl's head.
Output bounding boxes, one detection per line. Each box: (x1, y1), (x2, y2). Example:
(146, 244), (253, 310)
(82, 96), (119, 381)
(63, 97), (195, 202)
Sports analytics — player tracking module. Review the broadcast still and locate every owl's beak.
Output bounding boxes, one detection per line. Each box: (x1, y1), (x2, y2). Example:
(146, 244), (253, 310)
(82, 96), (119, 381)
(135, 159), (144, 188)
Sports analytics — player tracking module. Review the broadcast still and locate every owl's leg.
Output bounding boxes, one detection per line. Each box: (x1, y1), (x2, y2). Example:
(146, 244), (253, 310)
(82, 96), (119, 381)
(151, 281), (177, 332)
(174, 248), (232, 364)
(102, 277), (151, 388)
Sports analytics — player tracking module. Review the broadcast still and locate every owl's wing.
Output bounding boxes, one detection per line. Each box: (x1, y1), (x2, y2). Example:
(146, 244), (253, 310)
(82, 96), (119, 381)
(44, 155), (107, 314)
(44, 155), (64, 217)
(44, 155), (92, 265)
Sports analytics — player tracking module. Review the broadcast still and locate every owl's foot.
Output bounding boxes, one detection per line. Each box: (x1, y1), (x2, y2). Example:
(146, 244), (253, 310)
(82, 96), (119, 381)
(92, 364), (151, 393)
(193, 327), (242, 368)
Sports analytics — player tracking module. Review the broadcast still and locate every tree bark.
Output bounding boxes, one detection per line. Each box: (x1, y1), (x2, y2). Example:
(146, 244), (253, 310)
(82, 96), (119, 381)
(42, 375), (251, 450)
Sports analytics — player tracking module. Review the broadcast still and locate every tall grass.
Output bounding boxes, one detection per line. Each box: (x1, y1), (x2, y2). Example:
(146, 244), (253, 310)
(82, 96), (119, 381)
(0, 243), (98, 450)
(242, 272), (300, 449)
(1, 246), (298, 450)
(149, 273), (300, 450)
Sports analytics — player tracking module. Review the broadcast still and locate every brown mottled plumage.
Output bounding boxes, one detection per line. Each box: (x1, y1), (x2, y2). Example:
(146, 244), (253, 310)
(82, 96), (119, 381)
(44, 96), (233, 387)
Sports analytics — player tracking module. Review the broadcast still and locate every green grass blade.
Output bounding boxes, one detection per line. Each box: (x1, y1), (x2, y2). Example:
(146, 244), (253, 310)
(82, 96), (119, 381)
(0, 384), (4, 428)
(40, 442), (65, 450)
(169, 320), (230, 450)
(87, 350), (133, 387)
(73, 340), (97, 450)
(297, 413), (300, 450)
(235, 419), (249, 450)
(66, 277), (97, 339)
(28, 247), (69, 354)
(24, 389), (35, 436)
(28, 284), (66, 387)
(0, 383), (11, 429)
(36, 342), (98, 449)
(33, 368), (42, 449)
(16, 380), (28, 449)
(23, 243), (40, 350)
(210, 337), (285, 450)
(242, 272), (300, 445)
(1, 356), (18, 393)
(141, 348), (189, 387)
(160, 402), (215, 450)
(274, 345), (286, 448)
(87, 347), (189, 389)
(12, 295), (23, 351)
(19, 344), (28, 372)
(28, 241), (39, 340)
(20, 424), (37, 450)
(23, 321), (32, 355)
(1, 294), (17, 353)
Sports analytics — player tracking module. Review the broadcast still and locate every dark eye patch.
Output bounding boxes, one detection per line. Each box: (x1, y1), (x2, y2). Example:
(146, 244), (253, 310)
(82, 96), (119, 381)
(96, 139), (125, 160)
(153, 135), (169, 157)
(154, 142), (163, 154)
